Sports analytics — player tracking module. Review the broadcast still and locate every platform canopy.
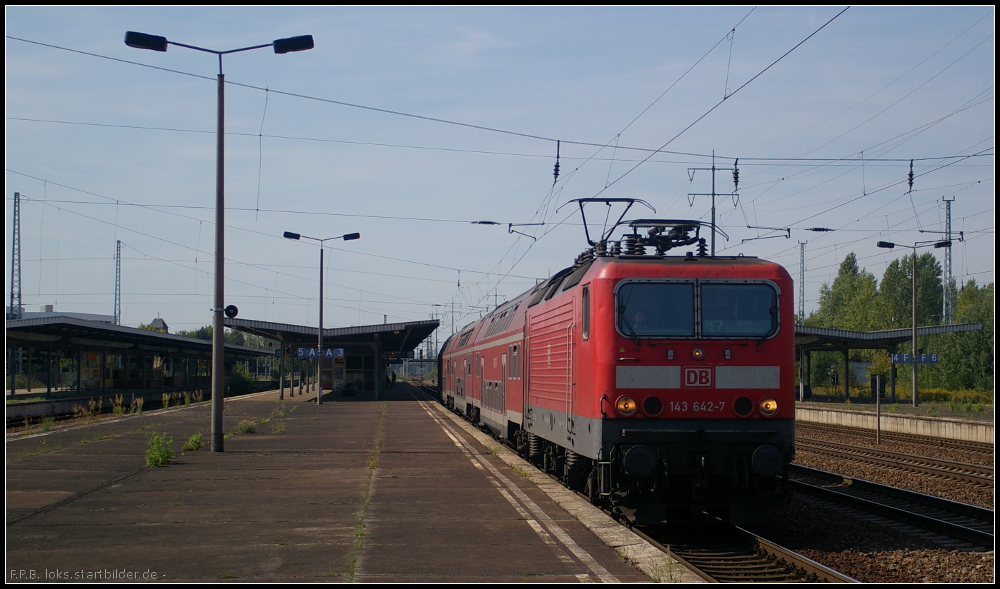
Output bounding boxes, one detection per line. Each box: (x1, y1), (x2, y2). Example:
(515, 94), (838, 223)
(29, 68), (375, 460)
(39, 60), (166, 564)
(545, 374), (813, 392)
(793, 322), (984, 399)
(225, 318), (439, 353)
(6, 314), (268, 358)
(795, 322), (983, 352)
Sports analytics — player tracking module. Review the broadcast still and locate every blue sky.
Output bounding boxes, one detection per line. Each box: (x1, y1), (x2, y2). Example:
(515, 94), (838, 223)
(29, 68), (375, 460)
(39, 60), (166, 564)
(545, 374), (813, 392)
(5, 6), (994, 336)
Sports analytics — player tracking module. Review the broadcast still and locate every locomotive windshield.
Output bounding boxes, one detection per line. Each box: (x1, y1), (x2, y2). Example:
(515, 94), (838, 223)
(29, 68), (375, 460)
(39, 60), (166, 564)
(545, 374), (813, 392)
(617, 283), (695, 337)
(701, 284), (777, 337)
(616, 281), (777, 338)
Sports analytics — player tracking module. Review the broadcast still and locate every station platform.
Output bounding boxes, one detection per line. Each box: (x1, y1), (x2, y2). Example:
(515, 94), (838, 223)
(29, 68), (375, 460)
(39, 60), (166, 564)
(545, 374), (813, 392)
(6, 384), (698, 583)
(795, 399), (993, 443)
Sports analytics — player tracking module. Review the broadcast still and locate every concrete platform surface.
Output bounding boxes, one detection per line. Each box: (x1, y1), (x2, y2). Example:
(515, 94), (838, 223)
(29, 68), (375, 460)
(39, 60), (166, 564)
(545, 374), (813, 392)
(6, 384), (694, 583)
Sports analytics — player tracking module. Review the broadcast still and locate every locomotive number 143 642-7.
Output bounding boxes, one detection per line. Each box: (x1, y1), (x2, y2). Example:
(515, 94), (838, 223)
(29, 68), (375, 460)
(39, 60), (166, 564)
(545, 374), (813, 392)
(669, 401), (726, 412)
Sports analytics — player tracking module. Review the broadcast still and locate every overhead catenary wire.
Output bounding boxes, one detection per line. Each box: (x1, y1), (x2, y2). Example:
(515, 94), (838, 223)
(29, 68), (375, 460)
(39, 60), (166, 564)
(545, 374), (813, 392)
(15, 21), (992, 175)
(8, 115), (993, 167)
(449, 7), (794, 310)
(590, 7), (852, 200)
(740, 8), (994, 151)
(6, 12), (992, 325)
(15, 196), (488, 317)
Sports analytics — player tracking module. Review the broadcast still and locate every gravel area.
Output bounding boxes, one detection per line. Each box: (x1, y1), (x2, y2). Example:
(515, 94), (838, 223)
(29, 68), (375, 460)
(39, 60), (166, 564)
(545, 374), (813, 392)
(742, 424), (995, 582)
(748, 495), (993, 583)
(794, 423), (994, 508)
(797, 422), (994, 466)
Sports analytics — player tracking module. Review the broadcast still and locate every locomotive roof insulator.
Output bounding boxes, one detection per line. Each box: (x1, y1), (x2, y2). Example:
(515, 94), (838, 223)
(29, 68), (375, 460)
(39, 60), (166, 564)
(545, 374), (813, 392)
(619, 219), (705, 256)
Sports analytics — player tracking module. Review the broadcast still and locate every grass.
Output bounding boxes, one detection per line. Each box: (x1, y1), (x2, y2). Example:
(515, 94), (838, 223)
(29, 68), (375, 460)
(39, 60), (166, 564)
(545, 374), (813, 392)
(14, 439), (61, 459)
(111, 394), (126, 418)
(5, 396), (47, 404)
(79, 432), (118, 444)
(949, 400), (988, 413)
(347, 402), (387, 582)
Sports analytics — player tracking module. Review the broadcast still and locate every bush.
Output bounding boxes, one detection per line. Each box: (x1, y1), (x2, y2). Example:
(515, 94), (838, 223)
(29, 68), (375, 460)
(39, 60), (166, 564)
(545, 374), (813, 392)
(183, 432), (203, 451)
(145, 432), (174, 467)
(227, 364), (256, 396)
(919, 388), (993, 404)
(235, 419), (257, 434)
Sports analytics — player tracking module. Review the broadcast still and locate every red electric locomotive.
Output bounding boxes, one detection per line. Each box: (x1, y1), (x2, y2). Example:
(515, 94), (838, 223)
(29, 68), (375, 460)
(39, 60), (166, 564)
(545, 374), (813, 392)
(439, 202), (795, 524)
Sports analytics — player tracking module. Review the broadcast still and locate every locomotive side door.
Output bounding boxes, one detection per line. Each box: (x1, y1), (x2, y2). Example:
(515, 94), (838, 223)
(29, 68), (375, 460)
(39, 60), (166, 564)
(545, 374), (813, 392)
(566, 311), (576, 435)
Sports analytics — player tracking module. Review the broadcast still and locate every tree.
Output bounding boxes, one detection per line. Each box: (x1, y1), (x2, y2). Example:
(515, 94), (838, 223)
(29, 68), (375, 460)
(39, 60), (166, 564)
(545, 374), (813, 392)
(921, 280), (994, 391)
(137, 322), (167, 333)
(805, 251), (991, 395)
(172, 325), (271, 349)
(877, 252), (944, 329)
(806, 253), (880, 388)
(175, 325), (212, 340)
(808, 253), (879, 331)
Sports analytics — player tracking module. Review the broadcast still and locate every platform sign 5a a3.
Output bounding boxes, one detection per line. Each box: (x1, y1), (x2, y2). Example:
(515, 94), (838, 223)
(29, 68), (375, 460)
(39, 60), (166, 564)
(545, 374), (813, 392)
(296, 347), (345, 359)
(891, 353), (939, 364)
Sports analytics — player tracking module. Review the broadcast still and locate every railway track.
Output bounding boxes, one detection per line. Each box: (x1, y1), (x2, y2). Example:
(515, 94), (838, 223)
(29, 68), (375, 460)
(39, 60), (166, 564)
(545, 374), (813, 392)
(796, 436), (994, 487)
(790, 464), (994, 549)
(797, 422), (993, 454)
(414, 386), (858, 582)
(414, 385), (440, 400)
(633, 521), (857, 583)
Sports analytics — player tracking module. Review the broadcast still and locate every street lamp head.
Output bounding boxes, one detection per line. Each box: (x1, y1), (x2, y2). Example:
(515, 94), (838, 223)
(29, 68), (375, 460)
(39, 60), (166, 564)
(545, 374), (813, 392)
(125, 31), (168, 52)
(876, 241), (895, 249)
(283, 231), (301, 240)
(273, 35), (314, 54)
(343, 232), (361, 241)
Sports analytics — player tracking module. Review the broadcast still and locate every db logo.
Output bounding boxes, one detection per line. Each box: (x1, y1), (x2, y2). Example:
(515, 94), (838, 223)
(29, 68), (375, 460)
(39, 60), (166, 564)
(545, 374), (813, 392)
(684, 367), (713, 387)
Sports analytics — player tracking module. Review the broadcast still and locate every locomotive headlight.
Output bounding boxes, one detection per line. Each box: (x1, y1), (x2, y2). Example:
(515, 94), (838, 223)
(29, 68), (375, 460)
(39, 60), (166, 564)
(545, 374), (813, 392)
(759, 397), (779, 416)
(616, 396), (638, 416)
(690, 347), (705, 361)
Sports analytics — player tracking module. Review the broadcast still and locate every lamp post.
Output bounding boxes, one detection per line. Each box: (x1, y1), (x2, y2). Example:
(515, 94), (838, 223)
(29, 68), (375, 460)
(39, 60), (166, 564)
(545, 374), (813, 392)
(126, 31), (313, 452)
(284, 231), (360, 404)
(876, 239), (951, 407)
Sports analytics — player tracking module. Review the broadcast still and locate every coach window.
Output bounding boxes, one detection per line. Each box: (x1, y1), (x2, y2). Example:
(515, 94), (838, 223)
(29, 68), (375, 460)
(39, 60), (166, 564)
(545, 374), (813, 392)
(701, 283), (777, 337)
(511, 344), (519, 379)
(581, 285), (590, 340)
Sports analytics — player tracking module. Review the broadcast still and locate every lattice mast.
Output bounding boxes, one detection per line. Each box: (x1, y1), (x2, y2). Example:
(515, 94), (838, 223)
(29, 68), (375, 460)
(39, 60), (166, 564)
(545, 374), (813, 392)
(942, 197), (954, 323)
(9, 192), (22, 319)
(799, 241), (807, 322)
(115, 240), (122, 325)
